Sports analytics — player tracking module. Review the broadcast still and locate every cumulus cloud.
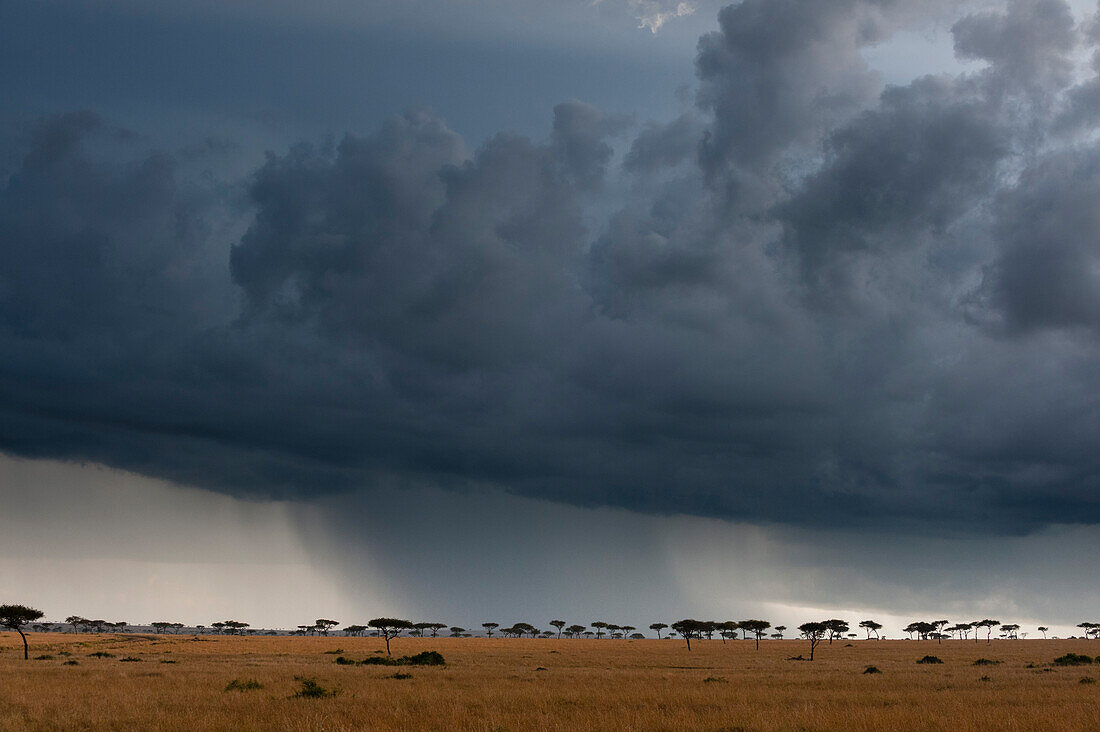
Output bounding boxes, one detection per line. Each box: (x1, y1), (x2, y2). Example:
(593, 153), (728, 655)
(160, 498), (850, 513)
(5, 0), (1100, 535)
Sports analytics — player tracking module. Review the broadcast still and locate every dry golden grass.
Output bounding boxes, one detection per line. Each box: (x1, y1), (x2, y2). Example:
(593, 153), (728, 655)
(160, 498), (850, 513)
(2, 633), (1099, 730)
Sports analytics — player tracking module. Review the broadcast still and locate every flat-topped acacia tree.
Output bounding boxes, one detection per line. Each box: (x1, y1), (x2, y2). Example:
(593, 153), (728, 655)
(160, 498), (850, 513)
(482, 622), (499, 638)
(1, 604), (45, 660)
(739, 620), (771, 650)
(671, 619), (706, 651)
(315, 619), (339, 636)
(368, 618), (414, 655)
(550, 620), (566, 638)
(798, 622), (827, 661)
(649, 623), (668, 639)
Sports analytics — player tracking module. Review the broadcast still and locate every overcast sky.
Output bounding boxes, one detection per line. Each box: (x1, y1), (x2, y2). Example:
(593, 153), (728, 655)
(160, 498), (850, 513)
(4, 0), (1100, 636)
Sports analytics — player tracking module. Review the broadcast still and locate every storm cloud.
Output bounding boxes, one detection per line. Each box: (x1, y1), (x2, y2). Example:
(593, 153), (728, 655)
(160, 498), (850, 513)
(4, 0), (1100, 535)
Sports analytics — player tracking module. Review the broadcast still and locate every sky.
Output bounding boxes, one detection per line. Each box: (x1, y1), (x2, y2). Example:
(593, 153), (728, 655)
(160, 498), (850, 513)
(3, 0), (1100, 637)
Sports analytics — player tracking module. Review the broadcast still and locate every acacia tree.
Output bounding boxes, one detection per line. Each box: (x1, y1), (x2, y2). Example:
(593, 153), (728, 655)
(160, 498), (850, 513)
(566, 624), (585, 638)
(740, 620), (771, 650)
(368, 618), (414, 655)
(774, 625), (786, 639)
(343, 625), (367, 636)
(859, 620), (882, 639)
(449, 626), (466, 637)
(1, 605), (45, 660)
(592, 621), (608, 639)
(621, 625), (636, 638)
(1000, 624), (1020, 639)
(1037, 626), (1049, 639)
(671, 619), (706, 651)
(315, 619), (339, 636)
(823, 619), (849, 644)
(798, 622), (827, 661)
(649, 622), (668, 639)
(482, 622), (498, 638)
(974, 619), (1000, 644)
(550, 620), (566, 639)
(1077, 622), (1099, 639)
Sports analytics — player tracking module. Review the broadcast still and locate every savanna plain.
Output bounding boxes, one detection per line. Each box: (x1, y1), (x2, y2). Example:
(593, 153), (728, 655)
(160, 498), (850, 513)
(2, 633), (1099, 731)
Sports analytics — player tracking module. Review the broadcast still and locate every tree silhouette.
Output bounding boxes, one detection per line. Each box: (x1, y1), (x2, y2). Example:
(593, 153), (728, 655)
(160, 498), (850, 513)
(774, 625), (786, 639)
(315, 619), (339, 636)
(1038, 626), (1049, 639)
(482, 622), (498, 638)
(974, 619), (1000, 643)
(798, 622), (827, 661)
(823, 619), (849, 644)
(592, 621), (608, 639)
(739, 620), (771, 650)
(368, 618), (414, 655)
(550, 620), (566, 639)
(1077, 622), (1098, 639)
(859, 620), (882, 639)
(621, 625), (636, 638)
(449, 626), (466, 637)
(566, 624), (585, 638)
(649, 622), (667, 639)
(1000, 624), (1020, 639)
(343, 625), (366, 636)
(671, 619), (706, 651)
(1, 605), (44, 660)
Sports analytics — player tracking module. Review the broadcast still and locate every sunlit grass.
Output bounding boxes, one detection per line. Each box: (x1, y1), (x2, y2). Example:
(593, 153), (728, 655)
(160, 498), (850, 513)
(2, 633), (1099, 730)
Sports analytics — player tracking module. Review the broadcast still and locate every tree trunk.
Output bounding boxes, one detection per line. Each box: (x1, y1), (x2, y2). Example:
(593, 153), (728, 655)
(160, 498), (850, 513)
(18, 628), (28, 660)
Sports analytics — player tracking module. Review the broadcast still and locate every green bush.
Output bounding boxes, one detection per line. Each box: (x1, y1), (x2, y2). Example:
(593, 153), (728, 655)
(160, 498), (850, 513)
(224, 678), (263, 692)
(1054, 653), (1094, 666)
(356, 651), (446, 667)
(292, 677), (338, 699)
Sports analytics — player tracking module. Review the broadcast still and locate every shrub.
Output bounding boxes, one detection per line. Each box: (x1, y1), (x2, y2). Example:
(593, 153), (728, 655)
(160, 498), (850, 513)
(358, 651), (445, 667)
(63, 660), (79, 666)
(333, 656), (357, 665)
(34, 655), (54, 660)
(389, 673), (413, 680)
(292, 677), (338, 699)
(1054, 653), (1094, 666)
(917, 656), (944, 664)
(704, 676), (728, 683)
(119, 656), (142, 662)
(973, 658), (1002, 666)
(980, 676), (991, 682)
(360, 656), (402, 666)
(1081, 677), (1096, 685)
(225, 678), (263, 692)
(322, 649), (344, 655)
(160, 659), (177, 664)
(863, 666), (882, 674)
(87, 652), (115, 658)
(405, 651), (445, 666)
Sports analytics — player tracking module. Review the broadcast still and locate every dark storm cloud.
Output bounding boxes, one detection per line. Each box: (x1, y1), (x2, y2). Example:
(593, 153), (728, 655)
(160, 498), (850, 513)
(5, 0), (1100, 533)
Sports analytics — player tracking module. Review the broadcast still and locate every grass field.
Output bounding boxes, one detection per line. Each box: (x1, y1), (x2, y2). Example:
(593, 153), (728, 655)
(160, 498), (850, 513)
(2, 633), (1099, 730)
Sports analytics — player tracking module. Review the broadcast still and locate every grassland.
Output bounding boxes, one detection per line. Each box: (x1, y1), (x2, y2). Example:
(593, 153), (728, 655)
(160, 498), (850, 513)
(2, 633), (1099, 730)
